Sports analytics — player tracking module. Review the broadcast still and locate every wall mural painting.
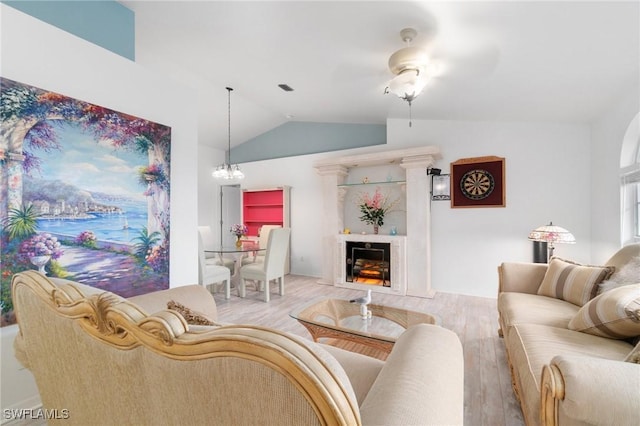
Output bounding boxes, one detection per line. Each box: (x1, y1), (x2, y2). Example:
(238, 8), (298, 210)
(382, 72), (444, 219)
(0, 77), (171, 327)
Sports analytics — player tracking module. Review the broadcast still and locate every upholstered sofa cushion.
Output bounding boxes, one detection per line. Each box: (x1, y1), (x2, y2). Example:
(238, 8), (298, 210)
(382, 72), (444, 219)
(537, 257), (614, 306)
(568, 284), (640, 339)
(498, 292), (580, 331)
(320, 344), (384, 405)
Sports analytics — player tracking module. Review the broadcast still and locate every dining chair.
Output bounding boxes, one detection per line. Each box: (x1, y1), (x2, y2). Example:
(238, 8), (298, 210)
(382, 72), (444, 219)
(241, 224), (281, 266)
(239, 227), (291, 302)
(198, 232), (232, 299)
(197, 225), (234, 270)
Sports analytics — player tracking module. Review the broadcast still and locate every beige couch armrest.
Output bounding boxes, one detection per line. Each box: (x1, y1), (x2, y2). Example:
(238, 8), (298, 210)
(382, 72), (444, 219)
(360, 324), (464, 426)
(541, 355), (640, 426)
(498, 262), (548, 294)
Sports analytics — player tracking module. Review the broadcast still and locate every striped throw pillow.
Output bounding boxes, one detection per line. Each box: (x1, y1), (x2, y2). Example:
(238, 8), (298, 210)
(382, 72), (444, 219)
(568, 284), (640, 339)
(537, 257), (614, 306)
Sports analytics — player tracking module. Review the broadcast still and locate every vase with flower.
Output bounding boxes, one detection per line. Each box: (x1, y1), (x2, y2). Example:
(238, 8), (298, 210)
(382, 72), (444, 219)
(19, 233), (64, 275)
(356, 187), (400, 234)
(230, 224), (248, 247)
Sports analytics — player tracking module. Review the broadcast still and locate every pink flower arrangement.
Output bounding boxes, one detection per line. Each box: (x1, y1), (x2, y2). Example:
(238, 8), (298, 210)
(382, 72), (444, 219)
(230, 224), (248, 237)
(357, 187), (400, 227)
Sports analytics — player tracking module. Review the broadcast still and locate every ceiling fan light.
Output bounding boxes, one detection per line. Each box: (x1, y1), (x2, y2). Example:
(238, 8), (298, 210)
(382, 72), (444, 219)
(388, 69), (429, 101)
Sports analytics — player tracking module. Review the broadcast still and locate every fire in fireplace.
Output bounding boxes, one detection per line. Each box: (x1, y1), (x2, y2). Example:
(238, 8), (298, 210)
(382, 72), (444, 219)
(345, 241), (391, 287)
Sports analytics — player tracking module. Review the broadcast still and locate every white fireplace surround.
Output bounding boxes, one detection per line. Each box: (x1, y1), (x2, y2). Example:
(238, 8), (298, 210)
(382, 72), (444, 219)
(314, 146), (442, 298)
(336, 234), (407, 295)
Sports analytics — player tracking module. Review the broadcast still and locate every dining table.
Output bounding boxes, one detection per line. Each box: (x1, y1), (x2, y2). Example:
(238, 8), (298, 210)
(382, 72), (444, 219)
(205, 241), (265, 288)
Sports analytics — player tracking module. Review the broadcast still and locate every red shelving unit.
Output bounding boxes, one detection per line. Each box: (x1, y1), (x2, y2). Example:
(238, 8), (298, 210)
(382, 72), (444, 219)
(242, 187), (290, 236)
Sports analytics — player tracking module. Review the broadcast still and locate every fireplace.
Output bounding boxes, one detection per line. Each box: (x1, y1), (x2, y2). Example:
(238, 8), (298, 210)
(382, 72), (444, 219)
(336, 234), (406, 295)
(314, 146), (441, 298)
(346, 241), (391, 286)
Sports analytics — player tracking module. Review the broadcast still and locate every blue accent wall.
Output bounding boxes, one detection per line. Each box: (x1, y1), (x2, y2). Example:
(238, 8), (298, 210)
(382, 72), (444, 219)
(2, 0), (135, 60)
(232, 122), (386, 163)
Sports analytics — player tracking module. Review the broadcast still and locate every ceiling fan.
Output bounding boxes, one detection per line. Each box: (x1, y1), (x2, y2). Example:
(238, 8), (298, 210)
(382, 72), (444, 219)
(385, 28), (439, 127)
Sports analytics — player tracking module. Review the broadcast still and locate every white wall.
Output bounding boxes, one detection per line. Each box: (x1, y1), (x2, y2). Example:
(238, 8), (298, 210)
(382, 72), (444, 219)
(199, 119), (593, 298)
(1, 5), (199, 414)
(388, 119), (591, 296)
(590, 84), (640, 262)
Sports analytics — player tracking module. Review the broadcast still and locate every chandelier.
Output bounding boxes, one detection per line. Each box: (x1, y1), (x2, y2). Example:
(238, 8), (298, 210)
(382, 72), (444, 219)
(385, 28), (432, 127)
(213, 87), (244, 180)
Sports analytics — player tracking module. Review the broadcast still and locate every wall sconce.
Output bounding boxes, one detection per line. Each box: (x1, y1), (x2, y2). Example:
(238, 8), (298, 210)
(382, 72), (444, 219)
(428, 168), (450, 201)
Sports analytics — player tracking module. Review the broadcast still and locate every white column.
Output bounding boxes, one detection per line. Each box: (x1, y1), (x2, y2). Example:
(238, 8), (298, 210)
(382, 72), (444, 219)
(401, 154), (438, 297)
(315, 165), (348, 285)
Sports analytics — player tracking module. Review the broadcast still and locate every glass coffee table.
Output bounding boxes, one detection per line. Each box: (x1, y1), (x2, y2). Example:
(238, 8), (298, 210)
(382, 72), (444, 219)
(290, 298), (439, 354)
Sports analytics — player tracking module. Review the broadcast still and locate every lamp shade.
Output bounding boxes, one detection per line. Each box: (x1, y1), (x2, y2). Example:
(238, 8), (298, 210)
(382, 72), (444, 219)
(528, 222), (576, 245)
(387, 69), (429, 102)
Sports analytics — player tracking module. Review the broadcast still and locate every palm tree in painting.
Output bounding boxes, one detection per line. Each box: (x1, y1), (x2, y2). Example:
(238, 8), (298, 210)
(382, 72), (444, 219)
(132, 226), (162, 260)
(2, 204), (38, 240)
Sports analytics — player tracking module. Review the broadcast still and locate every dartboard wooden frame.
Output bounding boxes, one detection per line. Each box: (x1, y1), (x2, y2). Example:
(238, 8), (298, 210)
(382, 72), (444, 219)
(451, 156), (505, 208)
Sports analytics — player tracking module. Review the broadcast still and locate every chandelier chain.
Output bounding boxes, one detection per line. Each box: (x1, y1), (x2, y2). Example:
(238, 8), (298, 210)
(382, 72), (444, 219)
(212, 86), (244, 180)
(227, 87), (232, 164)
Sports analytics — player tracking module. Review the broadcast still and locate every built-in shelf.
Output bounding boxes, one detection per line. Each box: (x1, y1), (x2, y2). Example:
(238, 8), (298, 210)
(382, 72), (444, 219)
(242, 186), (291, 274)
(241, 187), (290, 237)
(338, 180), (406, 188)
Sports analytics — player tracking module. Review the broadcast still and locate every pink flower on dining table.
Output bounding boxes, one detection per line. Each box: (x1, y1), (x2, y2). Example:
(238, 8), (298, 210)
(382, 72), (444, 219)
(230, 224), (248, 237)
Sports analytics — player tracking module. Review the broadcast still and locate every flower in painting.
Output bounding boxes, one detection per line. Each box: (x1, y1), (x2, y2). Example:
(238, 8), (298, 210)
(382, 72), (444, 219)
(75, 230), (97, 248)
(356, 187), (400, 227)
(230, 224), (248, 237)
(19, 233), (63, 260)
(145, 245), (169, 273)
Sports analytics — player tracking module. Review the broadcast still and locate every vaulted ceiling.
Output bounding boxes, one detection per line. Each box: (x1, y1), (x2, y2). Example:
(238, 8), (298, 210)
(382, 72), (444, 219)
(121, 1), (639, 150)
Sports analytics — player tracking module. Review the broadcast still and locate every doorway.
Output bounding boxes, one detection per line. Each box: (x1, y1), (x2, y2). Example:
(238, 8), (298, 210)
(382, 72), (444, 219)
(220, 185), (241, 247)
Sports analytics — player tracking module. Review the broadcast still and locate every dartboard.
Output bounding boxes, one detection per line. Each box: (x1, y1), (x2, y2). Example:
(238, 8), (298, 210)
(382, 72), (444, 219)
(460, 169), (495, 200)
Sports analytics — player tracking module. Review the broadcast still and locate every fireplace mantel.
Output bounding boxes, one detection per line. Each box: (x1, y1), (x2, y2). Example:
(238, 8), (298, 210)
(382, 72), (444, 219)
(314, 146), (442, 298)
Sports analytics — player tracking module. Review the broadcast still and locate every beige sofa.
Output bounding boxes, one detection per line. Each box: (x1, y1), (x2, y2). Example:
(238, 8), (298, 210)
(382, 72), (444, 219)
(497, 244), (640, 426)
(12, 271), (464, 425)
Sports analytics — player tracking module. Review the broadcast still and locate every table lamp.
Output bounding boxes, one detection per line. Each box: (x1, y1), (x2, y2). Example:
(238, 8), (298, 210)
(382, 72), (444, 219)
(528, 222), (576, 263)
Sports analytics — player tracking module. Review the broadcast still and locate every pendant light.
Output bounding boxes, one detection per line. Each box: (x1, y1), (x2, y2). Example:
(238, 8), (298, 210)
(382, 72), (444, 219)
(213, 87), (244, 180)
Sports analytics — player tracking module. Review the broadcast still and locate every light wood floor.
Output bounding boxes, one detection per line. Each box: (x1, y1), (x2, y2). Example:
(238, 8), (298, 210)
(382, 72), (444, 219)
(212, 275), (525, 426)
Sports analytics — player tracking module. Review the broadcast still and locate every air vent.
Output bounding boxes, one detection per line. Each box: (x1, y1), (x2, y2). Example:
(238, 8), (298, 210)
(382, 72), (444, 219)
(278, 84), (294, 92)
